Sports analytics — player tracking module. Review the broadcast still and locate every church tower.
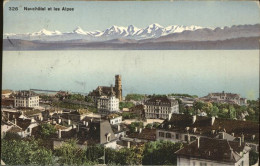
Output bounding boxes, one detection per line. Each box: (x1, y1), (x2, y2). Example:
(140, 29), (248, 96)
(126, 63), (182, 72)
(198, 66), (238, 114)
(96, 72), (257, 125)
(115, 75), (122, 101)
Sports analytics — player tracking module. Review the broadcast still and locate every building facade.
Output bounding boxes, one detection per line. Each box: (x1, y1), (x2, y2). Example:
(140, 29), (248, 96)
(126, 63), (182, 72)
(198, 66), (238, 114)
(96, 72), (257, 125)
(201, 91), (247, 106)
(144, 96), (179, 119)
(176, 137), (251, 166)
(14, 90), (39, 108)
(97, 95), (119, 113)
(88, 75), (123, 104)
(156, 114), (259, 152)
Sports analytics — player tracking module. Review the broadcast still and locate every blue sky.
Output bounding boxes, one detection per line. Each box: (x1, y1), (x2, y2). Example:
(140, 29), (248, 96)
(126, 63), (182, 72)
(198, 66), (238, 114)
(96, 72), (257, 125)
(3, 1), (260, 34)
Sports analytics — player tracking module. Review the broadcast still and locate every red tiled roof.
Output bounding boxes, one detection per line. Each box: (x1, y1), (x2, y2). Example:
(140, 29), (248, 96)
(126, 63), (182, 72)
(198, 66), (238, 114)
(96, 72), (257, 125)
(176, 137), (248, 163)
(128, 128), (156, 141)
(160, 114), (259, 143)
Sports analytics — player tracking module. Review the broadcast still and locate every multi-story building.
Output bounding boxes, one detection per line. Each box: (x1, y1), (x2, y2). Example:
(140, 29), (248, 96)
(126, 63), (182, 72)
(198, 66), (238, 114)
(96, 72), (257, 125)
(97, 88), (119, 113)
(201, 91), (247, 106)
(144, 96), (179, 119)
(156, 114), (259, 152)
(176, 137), (251, 166)
(88, 75), (123, 104)
(14, 90), (39, 108)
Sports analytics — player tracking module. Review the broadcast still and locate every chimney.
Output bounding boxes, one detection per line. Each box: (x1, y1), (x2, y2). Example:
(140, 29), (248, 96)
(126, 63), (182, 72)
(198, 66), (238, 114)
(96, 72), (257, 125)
(220, 132), (225, 139)
(211, 116), (215, 126)
(77, 124), (80, 132)
(118, 125), (120, 131)
(239, 137), (242, 146)
(187, 134), (190, 143)
(241, 134), (244, 142)
(197, 137), (200, 149)
(193, 128), (197, 133)
(58, 118), (61, 124)
(168, 113), (172, 121)
(192, 115), (196, 124)
(58, 129), (61, 139)
(68, 119), (71, 125)
(139, 128), (142, 133)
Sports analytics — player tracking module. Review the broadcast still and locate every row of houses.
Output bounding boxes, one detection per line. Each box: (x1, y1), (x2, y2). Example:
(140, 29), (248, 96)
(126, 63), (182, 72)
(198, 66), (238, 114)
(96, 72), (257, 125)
(1, 105), (258, 166)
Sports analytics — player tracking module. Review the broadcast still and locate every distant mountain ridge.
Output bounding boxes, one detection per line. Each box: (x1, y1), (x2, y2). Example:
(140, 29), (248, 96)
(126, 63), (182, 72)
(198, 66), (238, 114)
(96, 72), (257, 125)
(3, 23), (206, 41)
(3, 24), (260, 50)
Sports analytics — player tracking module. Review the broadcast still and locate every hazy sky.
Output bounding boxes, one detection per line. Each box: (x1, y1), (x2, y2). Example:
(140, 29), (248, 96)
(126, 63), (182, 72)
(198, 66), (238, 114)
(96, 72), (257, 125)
(3, 1), (260, 34)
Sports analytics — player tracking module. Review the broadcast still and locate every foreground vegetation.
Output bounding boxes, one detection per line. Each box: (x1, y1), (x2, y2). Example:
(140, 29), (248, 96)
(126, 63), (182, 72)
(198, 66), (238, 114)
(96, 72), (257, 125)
(1, 132), (183, 165)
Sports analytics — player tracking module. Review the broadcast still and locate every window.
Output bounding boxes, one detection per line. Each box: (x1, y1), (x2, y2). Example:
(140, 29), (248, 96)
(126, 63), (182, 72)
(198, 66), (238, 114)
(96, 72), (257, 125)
(185, 135), (188, 141)
(159, 132), (165, 137)
(166, 133), (172, 138)
(176, 134), (179, 139)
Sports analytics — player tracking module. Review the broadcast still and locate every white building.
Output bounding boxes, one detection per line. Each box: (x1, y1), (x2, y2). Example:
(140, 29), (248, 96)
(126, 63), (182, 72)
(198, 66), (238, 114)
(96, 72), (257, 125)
(14, 90), (39, 108)
(97, 95), (119, 113)
(202, 91), (247, 106)
(109, 116), (122, 125)
(176, 137), (251, 166)
(144, 96), (179, 119)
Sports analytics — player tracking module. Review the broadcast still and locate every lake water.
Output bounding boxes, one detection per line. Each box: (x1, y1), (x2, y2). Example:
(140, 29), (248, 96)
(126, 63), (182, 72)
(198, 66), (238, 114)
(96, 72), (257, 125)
(2, 50), (259, 99)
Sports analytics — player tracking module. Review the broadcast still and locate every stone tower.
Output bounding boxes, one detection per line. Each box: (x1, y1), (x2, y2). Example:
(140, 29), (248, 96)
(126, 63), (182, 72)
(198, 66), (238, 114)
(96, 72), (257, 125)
(115, 75), (122, 101)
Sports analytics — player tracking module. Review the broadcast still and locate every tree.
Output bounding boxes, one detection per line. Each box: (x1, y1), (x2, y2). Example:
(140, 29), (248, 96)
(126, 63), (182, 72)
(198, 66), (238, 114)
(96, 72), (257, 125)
(55, 139), (88, 165)
(1, 138), (53, 165)
(229, 105), (236, 119)
(129, 122), (144, 133)
(249, 150), (259, 166)
(119, 102), (135, 110)
(85, 96), (94, 103)
(68, 93), (85, 101)
(194, 101), (204, 111)
(105, 146), (144, 165)
(142, 140), (183, 165)
(211, 106), (219, 117)
(121, 112), (137, 119)
(125, 94), (145, 101)
(202, 102), (213, 115)
(40, 123), (57, 139)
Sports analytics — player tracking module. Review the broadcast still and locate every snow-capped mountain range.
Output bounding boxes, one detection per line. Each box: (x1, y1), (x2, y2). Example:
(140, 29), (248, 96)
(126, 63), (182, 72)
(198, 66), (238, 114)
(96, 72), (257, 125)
(4, 23), (260, 43)
(4, 23), (206, 41)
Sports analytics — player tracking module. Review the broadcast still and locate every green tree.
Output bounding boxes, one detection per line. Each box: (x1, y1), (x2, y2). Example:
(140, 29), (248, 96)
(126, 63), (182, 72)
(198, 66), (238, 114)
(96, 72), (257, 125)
(129, 122), (144, 133)
(55, 139), (88, 165)
(1, 138), (53, 165)
(142, 140), (183, 165)
(68, 93), (85, 101)
(121, 112), (137, 119)
(85, 96), (94, 103)
(40, 123), (57, 139)
(119, 102), (134, 110)
(194, 101), (205, 111)
(125, 94), (145, 101)
(249, 150), (259, 166)
(211, 106), (219, 117)
(229, 105), (236, 119)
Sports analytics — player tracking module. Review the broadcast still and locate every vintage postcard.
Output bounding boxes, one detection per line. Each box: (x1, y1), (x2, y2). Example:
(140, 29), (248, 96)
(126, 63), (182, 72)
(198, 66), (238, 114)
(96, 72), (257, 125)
(1, 1), (259, 166)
